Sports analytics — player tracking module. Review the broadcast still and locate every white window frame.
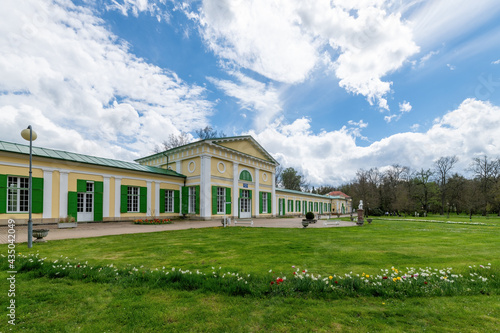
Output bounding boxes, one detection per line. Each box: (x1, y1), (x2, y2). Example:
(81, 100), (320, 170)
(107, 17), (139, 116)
(127, 186), (140, 213)
(165, 190), (174, 213)
(7, 176), (28, 213)
(217, 187), (226, 214)
(262, 192), (268, 213)
(188, 187), (196, 214)
(295, 200), (300, 212)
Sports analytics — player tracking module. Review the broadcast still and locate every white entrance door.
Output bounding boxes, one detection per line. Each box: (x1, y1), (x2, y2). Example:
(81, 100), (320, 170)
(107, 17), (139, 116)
(77, 182), (94, 222)
(239, 190), (252, 218)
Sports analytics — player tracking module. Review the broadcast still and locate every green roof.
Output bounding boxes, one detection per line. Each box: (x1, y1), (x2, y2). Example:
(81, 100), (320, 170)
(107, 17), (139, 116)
(276, 188), (346, 200)
(0, 140), (186, 178)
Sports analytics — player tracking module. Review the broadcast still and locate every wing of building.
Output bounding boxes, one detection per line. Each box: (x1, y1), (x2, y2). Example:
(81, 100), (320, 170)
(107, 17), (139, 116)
(0, 136), (352, 224)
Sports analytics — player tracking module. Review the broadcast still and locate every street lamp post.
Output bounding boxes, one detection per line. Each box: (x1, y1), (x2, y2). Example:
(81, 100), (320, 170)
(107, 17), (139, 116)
(21, 126), (37, 248)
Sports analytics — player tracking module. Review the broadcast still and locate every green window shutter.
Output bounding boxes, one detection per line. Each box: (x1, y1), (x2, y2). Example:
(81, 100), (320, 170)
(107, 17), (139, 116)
(181, 187), (188, 214)
(267, 194), (271, 214)
(140, 187), (147, 213)
(212, 186), (218, 215)
(93, 181), (104, 221)
(248, 190), (252, 199)
(195, 186), (200, 214)
(94, 181), (103, 193)
(0, 174), (7, 213)
(94, 192), (103, 221)
(159, 189), (166, 213)
(32, 177), (44, 214)
(259, 192), (263, 214)
(320, 202), (323, 214)
(77, 179), (87, 192)
(120, 185), (128, 213)
(225, 188), (231, 215)
(239, 189), (242, 197)
(67, 191), (78, 221)
(174, 190), (180, 213)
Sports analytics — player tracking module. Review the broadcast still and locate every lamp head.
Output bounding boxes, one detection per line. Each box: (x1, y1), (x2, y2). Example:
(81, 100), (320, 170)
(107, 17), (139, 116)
(21, 127), (37, 141)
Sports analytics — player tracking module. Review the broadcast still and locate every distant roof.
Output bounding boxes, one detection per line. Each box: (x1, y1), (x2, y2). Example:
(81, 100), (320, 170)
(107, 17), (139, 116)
(0, 140), (185, 178)
(276, 188), (333, 199)
(327, 191), (351, 198)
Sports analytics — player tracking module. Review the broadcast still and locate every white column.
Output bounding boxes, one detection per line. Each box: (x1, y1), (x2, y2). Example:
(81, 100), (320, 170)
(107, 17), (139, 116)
(200, 155), (212, 219)
(271, 171), (276, 217)
(254, 168), (259, 217)
(114, 177), (121, 218)
(146, 181), (152, 216)
(233, 162), (239, 218)
(43, 170), (52, 219)
(59, 171), (68, 218)
(103, 176), (110, 218)
(155, 182), (160, 217)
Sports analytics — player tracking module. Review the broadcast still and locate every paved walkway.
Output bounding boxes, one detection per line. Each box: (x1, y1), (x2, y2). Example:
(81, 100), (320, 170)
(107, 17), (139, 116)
(1, 217), (357, 244)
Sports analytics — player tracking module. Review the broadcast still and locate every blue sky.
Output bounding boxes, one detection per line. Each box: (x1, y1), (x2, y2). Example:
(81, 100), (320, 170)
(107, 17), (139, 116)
(1, 0), (500, 185)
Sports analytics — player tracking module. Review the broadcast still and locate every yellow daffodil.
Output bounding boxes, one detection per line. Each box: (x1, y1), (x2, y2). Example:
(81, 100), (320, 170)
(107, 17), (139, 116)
(366, 275), (370, 278)
(393, 277), (397, 282)
(397, 276), (401, 280)
(329, 276), (333, 280)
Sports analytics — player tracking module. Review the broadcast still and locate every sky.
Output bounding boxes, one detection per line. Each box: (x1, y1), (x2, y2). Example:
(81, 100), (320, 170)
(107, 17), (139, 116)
(1, 0), (499, 186)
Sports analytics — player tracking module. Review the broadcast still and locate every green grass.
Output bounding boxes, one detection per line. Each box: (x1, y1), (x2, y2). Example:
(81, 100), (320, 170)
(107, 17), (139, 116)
(1, 219), (499, 332)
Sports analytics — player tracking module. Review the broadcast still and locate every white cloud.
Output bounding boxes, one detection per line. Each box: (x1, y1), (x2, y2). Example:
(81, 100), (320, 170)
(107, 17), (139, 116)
(191, 0), (419, 112)
(106, 0), (170, 22)
(418, 50), (439, 67)
(409, 0), (500, 49)
(399, 101), (412, 113)
(410, 124), (420, 131)
(447, 64), (456, 71)
(492, 59), (500, 65)
(384, 115), (397, 123)
(207, 72), (282, 130)
(250, 99), (500, 185)
(0, 0), (212, 160)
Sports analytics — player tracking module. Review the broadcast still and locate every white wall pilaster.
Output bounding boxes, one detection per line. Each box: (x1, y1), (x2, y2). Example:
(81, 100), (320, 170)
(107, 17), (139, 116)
(255, 169), (259, 217)
(200, 155), (212, 219)
(233, 163), (239, 218)
(271, 171), (276, 217)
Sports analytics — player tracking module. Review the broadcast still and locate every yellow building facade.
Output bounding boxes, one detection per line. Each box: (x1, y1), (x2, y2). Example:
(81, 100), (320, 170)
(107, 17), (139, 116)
(0, 136), (352, 225)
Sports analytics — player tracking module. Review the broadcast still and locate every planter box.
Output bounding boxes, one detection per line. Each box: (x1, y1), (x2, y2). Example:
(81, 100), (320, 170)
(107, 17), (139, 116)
(58, 222), (78, 229)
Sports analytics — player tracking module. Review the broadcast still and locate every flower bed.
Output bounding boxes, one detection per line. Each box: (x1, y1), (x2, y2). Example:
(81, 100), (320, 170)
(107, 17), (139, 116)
(133, 218), (172, 225)
(3, 253), (498, 299)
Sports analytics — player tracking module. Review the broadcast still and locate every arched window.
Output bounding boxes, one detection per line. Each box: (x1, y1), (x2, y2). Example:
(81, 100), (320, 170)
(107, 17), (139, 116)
(239, 170), (252, 181)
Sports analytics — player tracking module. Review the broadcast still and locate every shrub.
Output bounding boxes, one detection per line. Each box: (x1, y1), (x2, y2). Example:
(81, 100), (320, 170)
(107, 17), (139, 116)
(371, 208), (384, 216)
(305, 212), (315, 220)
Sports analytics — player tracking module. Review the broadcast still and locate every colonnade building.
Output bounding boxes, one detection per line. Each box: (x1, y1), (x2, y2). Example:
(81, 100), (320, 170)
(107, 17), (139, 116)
(0, 136), (352, 224)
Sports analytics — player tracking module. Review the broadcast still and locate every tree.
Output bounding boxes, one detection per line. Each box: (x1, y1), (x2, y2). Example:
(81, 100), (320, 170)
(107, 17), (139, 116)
(434, 156), (458, 215)
(280, 167), (308, 191)
(154, 131), (191, 152)
(274, 165), (283, 187)
(315, 185), (336, 195)
(470, 156), (500, 215)
(196, 126), (226, 140)
(413, 168), (438, 215)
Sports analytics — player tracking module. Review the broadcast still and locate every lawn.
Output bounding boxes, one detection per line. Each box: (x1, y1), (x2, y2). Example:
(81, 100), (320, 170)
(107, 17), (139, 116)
(1, 218), (499, 332)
